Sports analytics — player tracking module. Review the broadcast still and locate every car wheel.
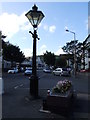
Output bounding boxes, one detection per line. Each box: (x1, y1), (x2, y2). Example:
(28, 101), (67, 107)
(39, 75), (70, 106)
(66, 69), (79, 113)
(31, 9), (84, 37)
(53, 73), (55, 76)
(60, 73), (61, 76)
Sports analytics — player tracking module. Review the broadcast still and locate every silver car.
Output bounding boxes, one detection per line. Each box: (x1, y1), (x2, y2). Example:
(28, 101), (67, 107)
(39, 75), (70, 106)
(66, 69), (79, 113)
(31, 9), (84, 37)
(8, 68), (18, 74)
(24, 68), (32, 76)
(61, 68), (71, 76)
(53, 68), (63, 76)
(43, 68), (51, 73)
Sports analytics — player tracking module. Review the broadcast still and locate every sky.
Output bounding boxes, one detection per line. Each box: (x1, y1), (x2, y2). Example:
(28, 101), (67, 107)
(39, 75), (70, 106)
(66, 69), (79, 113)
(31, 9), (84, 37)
(0, 1), (89, 57)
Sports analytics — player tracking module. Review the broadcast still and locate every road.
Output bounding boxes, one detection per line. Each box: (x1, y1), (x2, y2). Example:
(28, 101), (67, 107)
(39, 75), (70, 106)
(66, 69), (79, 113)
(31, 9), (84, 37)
(2, 70), (72, 96)
(2, 70), (89, 119)
(2, 70), (88, 95)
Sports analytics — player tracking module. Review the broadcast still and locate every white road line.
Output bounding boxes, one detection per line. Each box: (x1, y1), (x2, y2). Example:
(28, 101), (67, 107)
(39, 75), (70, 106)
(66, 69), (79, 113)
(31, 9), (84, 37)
(19, 84), (23, 87)
(14, 86), (19, 89)
(14, 84), (24, 89)
(39, 74), (46, 78)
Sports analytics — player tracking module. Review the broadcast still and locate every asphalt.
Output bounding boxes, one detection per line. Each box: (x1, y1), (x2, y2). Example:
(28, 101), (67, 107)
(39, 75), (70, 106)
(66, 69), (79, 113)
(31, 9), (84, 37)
(1, 72), (90, 120)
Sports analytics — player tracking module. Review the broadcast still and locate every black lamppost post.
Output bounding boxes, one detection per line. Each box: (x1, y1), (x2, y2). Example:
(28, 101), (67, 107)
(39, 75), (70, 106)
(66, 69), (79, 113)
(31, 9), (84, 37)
(25, 4), (44, 98)
(66, 29), (76, 77)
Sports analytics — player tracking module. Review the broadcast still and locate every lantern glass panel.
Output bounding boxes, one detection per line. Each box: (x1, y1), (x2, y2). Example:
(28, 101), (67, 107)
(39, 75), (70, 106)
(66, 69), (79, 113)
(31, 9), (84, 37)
(25, 10), (44, 28)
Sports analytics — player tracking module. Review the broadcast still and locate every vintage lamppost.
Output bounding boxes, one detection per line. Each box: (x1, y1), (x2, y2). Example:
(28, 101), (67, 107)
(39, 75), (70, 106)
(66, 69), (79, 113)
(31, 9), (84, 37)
(66, 29), (76, 76)
(25, 4), (44, 97)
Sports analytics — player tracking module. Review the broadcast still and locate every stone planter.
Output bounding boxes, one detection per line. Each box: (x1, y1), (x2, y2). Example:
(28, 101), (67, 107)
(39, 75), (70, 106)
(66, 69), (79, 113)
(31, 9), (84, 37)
(45, 88), (73, 114)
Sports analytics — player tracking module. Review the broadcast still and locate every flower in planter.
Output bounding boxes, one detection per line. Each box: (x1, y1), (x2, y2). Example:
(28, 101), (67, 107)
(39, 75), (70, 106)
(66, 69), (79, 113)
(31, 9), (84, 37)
(52, 79), (72, 93)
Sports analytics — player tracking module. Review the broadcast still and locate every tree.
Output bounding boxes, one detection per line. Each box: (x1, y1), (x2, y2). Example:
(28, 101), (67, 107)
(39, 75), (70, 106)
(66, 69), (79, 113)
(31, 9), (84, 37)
(62, 40), (85, 70)
(55, 56), (67, 68)
(43, 51), (55, 66)
(2, 40), (25, 66)
(62, 40), (78, 54)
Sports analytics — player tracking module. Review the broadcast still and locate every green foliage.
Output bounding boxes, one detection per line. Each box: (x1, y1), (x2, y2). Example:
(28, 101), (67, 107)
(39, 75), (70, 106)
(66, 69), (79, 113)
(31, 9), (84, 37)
(55, 56), (67, 68)
(43, 51), (55, 66)
(62, 40), (86, 70)
(2, 40), (25, 63)
(62, 40), (78, 54)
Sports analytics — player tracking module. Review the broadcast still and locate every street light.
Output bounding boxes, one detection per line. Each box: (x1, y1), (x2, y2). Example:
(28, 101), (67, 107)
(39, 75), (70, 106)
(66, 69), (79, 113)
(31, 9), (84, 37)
(25, 4), (44, 98)
(66, 29), (76, 76)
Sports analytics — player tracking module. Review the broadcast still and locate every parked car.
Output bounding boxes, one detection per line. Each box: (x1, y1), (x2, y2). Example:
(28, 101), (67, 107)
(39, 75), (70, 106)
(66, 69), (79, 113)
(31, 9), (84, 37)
(61, 68), (71, 76)
(24, 68), (32, 76)
(8, 68), (18, 74)
(53, 68), (63, 76)
(43, 68), (51, 73)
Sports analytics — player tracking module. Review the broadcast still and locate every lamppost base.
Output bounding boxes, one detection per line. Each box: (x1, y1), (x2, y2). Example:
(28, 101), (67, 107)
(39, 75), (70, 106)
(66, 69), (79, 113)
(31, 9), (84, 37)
(29, 75), (38, 98)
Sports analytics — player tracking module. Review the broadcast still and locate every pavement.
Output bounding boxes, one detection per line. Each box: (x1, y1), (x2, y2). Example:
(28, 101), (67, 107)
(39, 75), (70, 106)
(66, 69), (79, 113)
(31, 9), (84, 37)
(1, 72), (90, 120)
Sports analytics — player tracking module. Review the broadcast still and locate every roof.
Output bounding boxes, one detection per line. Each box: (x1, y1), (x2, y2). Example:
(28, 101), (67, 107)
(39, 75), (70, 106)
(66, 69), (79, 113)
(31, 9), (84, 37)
(83, 34), (90, 44)
(83, 34), (90, 49)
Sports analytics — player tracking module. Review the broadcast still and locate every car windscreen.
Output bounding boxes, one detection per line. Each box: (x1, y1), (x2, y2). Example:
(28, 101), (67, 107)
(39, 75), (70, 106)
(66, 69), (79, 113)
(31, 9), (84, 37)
(62, 68), (67, 71)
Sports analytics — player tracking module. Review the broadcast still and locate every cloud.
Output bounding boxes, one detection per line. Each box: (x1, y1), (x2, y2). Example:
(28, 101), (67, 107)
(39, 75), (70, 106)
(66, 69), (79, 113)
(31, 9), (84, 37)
(49, 25), (56, 33)
(64, 26), (68, 31)
(55, 46), (66, 55)
(0, 12), (32, 39)
(43, 24), (56, 33)
(23, 45), (47, 57)
(43, 24), (48, 31)
(23, 48), (32, 57)
(39, 45), (47, 55)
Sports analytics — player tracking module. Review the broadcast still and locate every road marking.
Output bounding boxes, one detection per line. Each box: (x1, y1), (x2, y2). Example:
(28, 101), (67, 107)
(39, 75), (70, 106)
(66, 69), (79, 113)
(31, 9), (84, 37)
(39, 74), (47, 78)
(39, 107), (51, 113)
(20, 84), (23, 87)
(14, 86), (19, 89)
(14, 84), (23, 89)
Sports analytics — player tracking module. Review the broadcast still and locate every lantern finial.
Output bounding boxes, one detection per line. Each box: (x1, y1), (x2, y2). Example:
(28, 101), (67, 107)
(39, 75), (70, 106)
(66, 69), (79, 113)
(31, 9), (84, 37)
(32, 4), (38, 11)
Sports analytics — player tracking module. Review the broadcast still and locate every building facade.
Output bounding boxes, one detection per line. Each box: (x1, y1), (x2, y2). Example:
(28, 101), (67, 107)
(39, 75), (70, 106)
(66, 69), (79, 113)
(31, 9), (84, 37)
(84, 34), (90, 70)
(81, 34), (90, 71)
(21, 56), (44, 69)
